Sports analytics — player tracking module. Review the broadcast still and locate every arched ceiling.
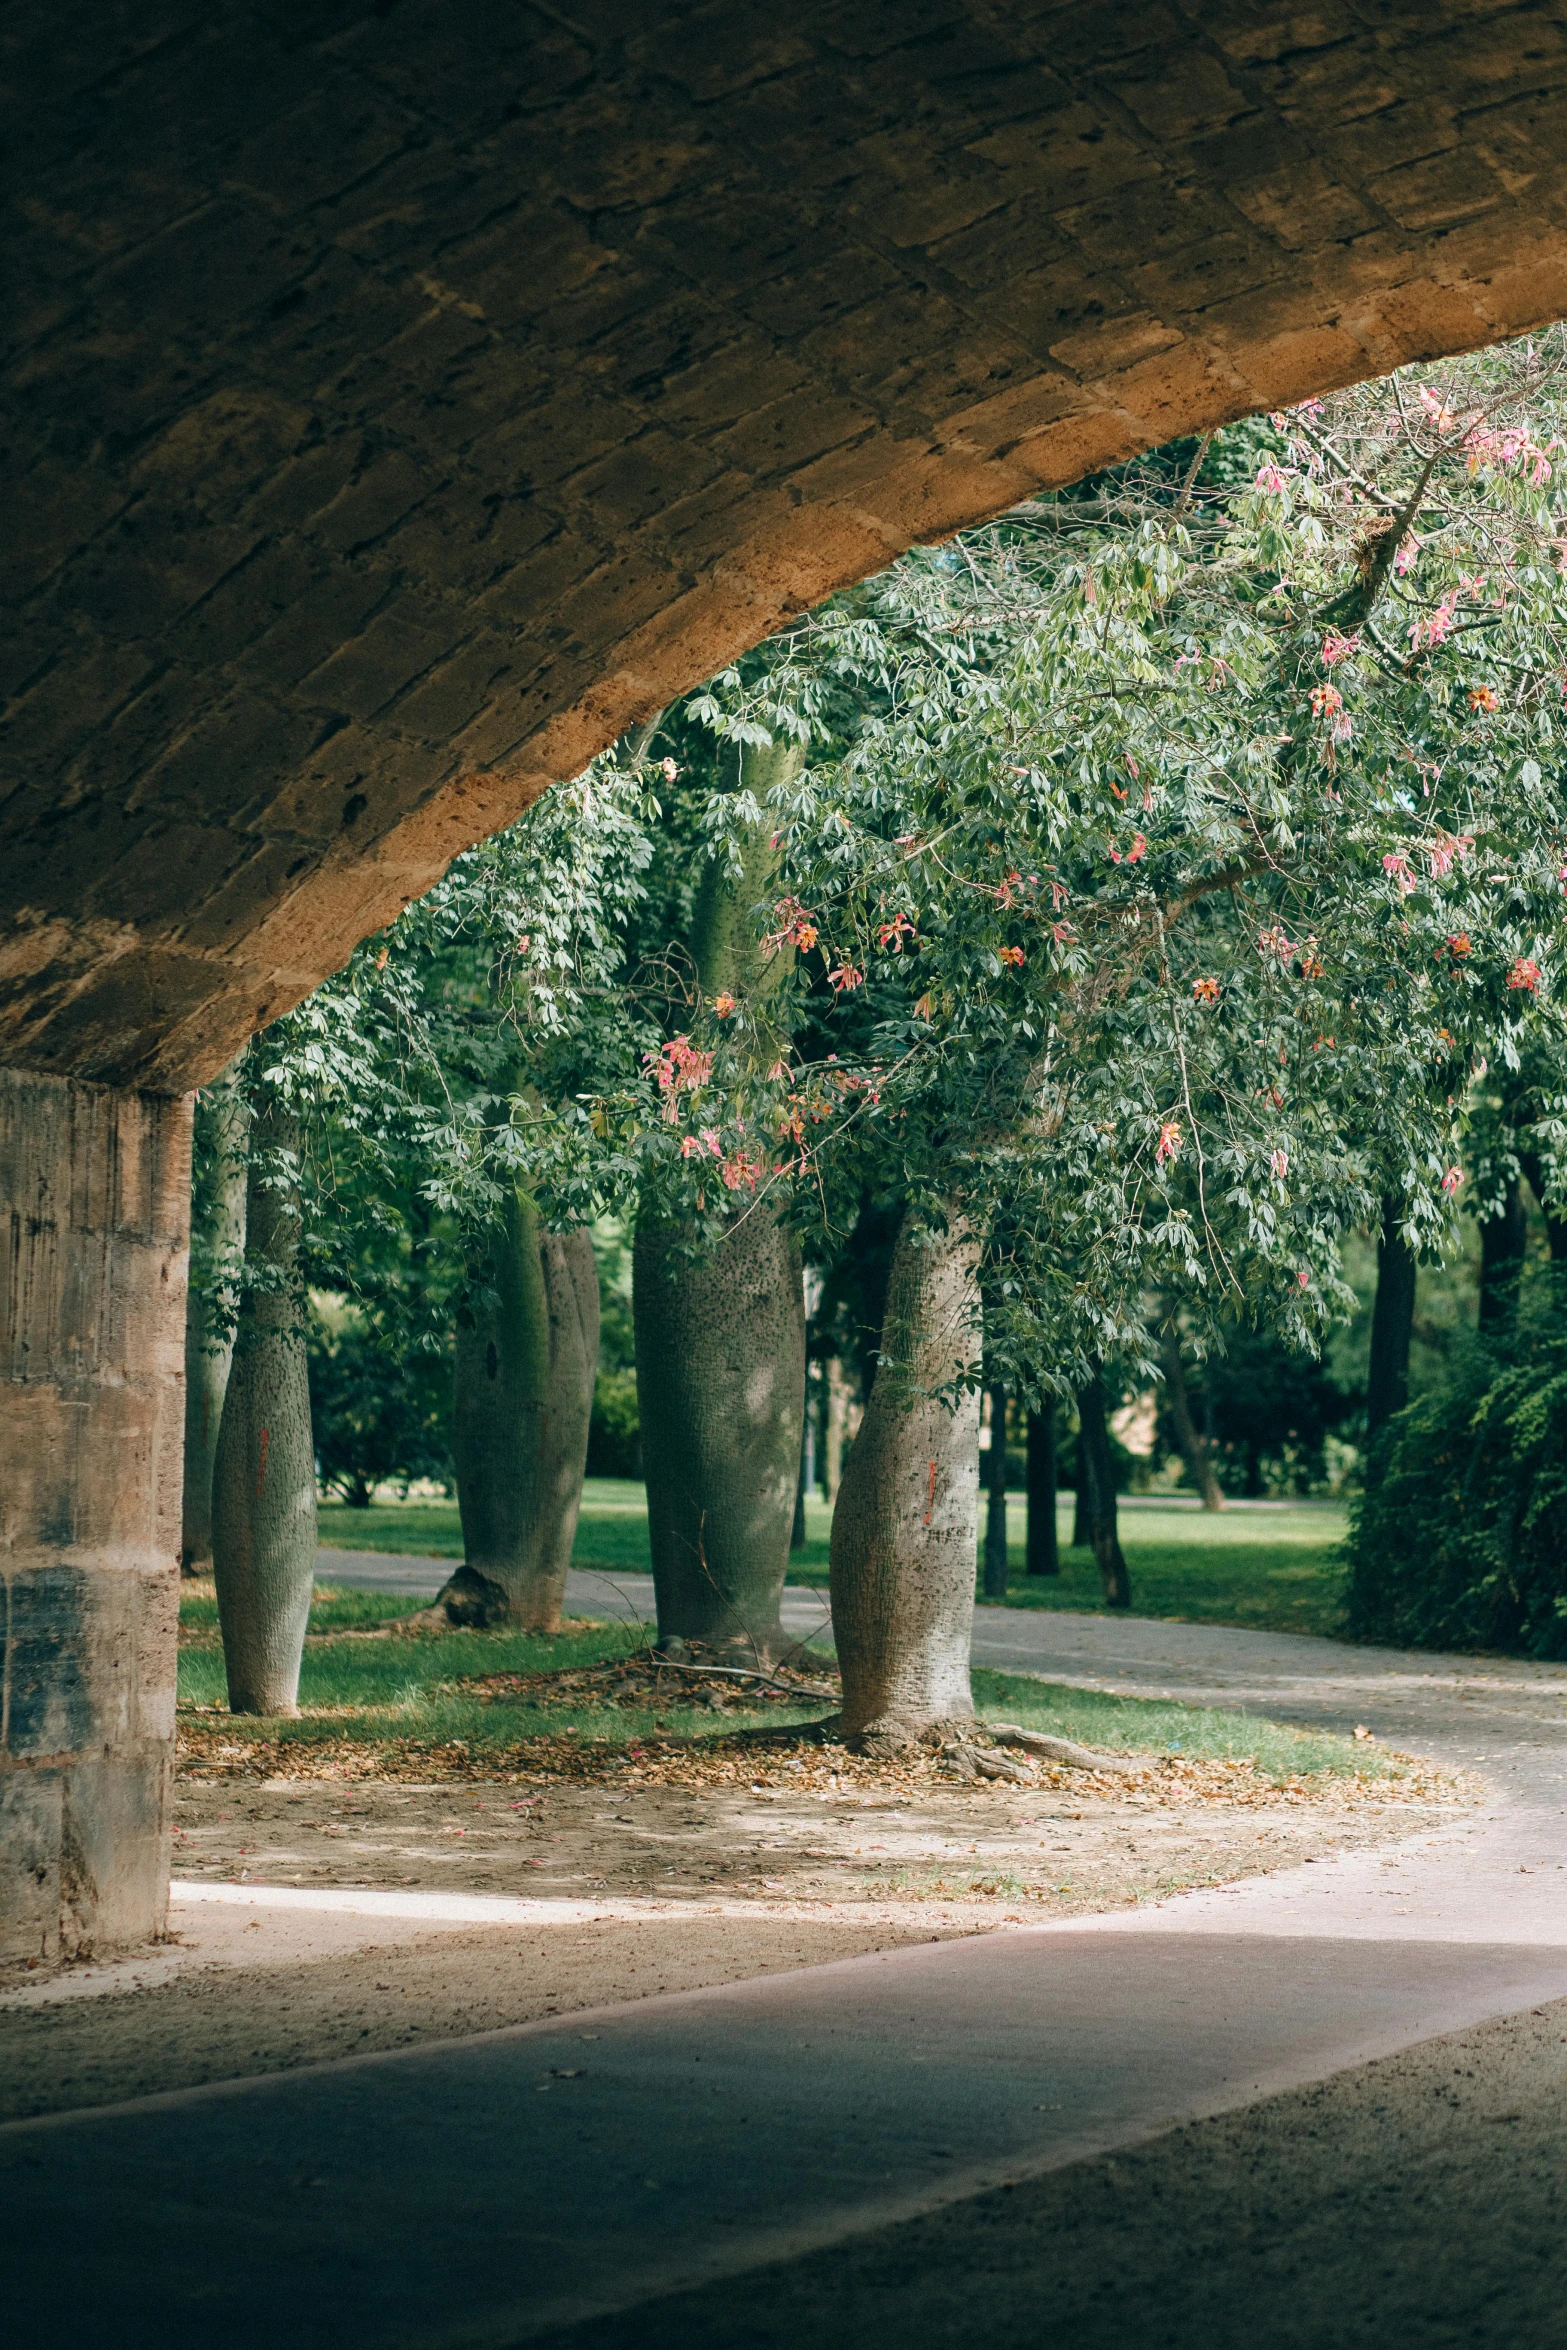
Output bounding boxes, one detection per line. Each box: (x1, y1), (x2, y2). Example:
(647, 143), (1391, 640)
(8, 1), (1567, 1090)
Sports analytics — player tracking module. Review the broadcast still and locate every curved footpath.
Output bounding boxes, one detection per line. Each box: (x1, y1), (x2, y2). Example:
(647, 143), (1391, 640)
(4, 1559), (1566, 2348)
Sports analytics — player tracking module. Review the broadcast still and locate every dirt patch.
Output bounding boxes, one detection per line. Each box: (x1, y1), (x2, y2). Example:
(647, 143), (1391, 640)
(168, 1772), (1467, 1912)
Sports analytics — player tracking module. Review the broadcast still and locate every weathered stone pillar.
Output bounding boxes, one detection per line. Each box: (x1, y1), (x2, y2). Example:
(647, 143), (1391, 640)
(0, 1068), (189, 1968)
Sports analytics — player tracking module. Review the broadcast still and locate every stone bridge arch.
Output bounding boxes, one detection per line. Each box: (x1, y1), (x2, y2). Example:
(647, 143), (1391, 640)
(7, 0), (1567, 1960)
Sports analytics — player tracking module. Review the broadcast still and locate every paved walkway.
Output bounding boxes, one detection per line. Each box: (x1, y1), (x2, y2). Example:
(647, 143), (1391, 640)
(6, 1558), (1566, 2346)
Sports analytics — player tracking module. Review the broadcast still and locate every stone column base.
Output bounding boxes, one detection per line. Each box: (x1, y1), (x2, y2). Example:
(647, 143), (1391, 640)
(1, 1069), (188, 1967)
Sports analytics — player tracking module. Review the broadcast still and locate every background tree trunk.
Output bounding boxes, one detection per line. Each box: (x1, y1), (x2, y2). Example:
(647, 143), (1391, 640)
(1366, 1198), (1417, 1442)
(1479, 1176), (1527, 1331)
(1159, 1324), (1225, 1511)
(1521, 1153), (1567, 1262)
(530, 1226), (600, 1623)
(635, 1207), (806, 1660)
(982, 1378), (1009, 1598)
(1071, 1402), (1092, 1549)
(791, 1423), (809, 1551)
(823, 1359), (850, 1499)
(444, 1206), (599, 1630)
(1026, 1405), (1059, 1576)
(212, 1088), (316, 1714)
(1076, 1366), (1131, 1608)
(830, 1210), (980, 1741)
(182, 1067), (249, 1573)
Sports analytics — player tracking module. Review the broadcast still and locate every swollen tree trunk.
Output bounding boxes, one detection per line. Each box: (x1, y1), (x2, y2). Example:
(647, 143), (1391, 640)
(1479, 1175), (1527, 1331)
(1026, 1405), (1059, 1576)
(633, 732), (809, 1660)
(182, 1067), (249, 1573)
(1159, 1323), (1225, 1511)
(1366, 1198), (1417, 1442)
(445, 1202), (599, 1630)
(982, 1378), (1009, 1599)
(830, 1210), (980, 1742)
(635, 1207), (806, 1660)
(212, 1090), (317, 1714)
(1076, 1365), (1131, 1608)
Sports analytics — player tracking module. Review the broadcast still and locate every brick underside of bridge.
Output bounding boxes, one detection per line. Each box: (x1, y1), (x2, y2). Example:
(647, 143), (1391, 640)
(6, 0), (1567, 1957)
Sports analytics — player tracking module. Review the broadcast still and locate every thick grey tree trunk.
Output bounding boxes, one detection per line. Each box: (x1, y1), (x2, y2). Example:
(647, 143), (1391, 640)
(182, 1068), (249, 1573)
(830, 1210), (980, 1742)
(1159, 1323), (1225, 1511)
(635, 1207), (806, 1660)
(444, 1201), (599, 1630)
(1366, 1197), (1417, 1441)
(212, 1089), (317, 1714)
(633, 732), (809, 1661)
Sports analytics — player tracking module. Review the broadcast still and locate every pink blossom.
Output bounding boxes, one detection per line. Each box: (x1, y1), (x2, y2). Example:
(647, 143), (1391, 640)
(1155, 1120), (1183, 1166)
(1320, 633), (1359, 668)
(1441, 1167), (1464, 1195)
(1254, 461), (1288, 494)
(1382, 852), (1418, 896)
(1270, 1148), (1289, 1179)
(699, 1128), (724, 1158)
(1507, 957), (1541, 992)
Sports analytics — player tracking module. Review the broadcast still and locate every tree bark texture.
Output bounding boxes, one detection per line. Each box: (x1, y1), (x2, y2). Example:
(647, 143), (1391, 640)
(1076, 1366), (1131, 1608)
(1366, 1198), (1418, 1442)
(447, 1203), (599, 1630)
(212, 1090), (317, 1714)
(830, 1210), (980, 1741)
(1478, 1175), (1527, 1331)
(635, 1206), (806, 1660)
(982, 1379), (1009, 1598)
(823, 1358), (850, 1499)
(1026, 1405), (1059, 1576)
(688, 739), (805, 999)
(181, 1069), (249, 1573)
(1159, 1324), (1225, 1511)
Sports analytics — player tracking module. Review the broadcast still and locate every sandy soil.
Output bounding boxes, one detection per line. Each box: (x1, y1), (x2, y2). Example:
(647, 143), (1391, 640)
(538, 1995), (1567, 2350)
(168, 1772), (1465, 1911)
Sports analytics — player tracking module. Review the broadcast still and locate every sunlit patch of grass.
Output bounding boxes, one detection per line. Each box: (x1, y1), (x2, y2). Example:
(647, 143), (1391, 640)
(971, 1668), (1395, 1782)
(177, 1587), (1394, 1784)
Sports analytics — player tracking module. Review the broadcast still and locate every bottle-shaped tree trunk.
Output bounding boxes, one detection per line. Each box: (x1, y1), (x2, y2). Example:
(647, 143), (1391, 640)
(830, 1210), (980, 1742)
(1026, 1405), (1059, 1576)
(634, 1208), (806, 1660)
(638, 734), (809, 1659)
(212, 1087), (317, 1714)
(1366, 1198), (1417, 1442)
(443, 1201), (599, 1630)
(982, 1378), (1009, 1598)
(181, 1067), (249, 1573)
(1076, 1365), (1131, 1608)
(1159, 1322), (1225, 1511)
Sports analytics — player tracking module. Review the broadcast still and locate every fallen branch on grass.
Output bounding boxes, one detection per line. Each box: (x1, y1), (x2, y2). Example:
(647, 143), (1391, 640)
(982, 1722), (1155, 1775)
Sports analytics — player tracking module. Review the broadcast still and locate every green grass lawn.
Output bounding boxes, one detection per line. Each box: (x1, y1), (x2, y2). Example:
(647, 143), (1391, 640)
(178, 1589), (1386, 1783)
(318, 1486), (1350, 1641)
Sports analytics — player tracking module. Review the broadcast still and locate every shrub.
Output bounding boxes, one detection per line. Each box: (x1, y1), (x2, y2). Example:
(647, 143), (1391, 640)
(1345, 1272), (1567, 1656)
(586, 1365), (641, 1478)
